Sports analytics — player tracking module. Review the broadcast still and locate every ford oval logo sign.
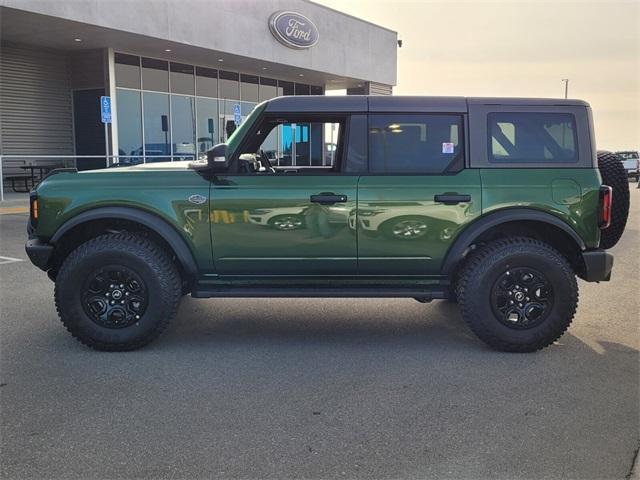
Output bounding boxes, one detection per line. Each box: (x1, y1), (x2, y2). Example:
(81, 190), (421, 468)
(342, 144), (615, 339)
(269, 11), (319, 49)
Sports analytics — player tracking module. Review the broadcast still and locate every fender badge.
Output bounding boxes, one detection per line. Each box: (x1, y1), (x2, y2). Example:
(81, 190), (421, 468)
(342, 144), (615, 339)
(188, 194), (207, 205)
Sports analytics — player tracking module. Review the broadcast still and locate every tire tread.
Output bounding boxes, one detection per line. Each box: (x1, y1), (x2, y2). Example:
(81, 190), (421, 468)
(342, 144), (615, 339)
(54, 233), (181, 351)
(457, 237), (578, 352)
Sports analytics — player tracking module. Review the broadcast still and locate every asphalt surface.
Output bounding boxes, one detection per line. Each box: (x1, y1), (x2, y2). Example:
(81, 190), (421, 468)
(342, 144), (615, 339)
(1, 188), (638, 480)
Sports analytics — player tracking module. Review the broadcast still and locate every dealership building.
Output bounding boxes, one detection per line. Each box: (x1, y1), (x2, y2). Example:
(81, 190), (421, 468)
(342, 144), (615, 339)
(0, 0), (397, 189)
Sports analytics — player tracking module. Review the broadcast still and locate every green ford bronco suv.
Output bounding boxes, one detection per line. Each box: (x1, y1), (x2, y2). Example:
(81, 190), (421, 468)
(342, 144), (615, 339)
(26, 96), (630, 352)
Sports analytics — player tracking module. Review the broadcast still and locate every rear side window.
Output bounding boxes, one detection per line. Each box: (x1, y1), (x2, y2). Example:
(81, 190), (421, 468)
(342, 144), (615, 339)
(368, 114), (464, 173)
(488, 112), (577, 163)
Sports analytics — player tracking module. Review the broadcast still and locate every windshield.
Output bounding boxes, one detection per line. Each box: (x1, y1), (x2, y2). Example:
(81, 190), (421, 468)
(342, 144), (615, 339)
(617, 151), (639, 160)
(226, 102), (267, 157)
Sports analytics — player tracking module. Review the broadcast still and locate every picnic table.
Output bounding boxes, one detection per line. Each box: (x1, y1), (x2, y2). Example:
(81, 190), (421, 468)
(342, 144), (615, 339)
(6, 164), (59, 193)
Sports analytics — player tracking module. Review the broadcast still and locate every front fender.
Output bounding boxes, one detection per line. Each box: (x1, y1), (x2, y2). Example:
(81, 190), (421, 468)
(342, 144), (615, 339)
(50, 206), (199, 281)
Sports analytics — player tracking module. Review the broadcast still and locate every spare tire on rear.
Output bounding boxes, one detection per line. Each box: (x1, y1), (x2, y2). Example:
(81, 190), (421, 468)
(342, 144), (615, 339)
(597, 150), (629, 249)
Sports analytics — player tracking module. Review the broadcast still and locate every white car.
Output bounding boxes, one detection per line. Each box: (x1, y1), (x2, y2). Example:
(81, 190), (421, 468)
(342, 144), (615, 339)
(349, 201), (472, 241)
(616, 151), (639, 180)
(248, 207), (306, 230)
(249, 205), (351, 231)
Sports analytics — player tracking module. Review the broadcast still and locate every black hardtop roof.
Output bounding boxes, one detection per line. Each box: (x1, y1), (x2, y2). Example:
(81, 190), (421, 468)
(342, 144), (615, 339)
(263, 95), (590, 114)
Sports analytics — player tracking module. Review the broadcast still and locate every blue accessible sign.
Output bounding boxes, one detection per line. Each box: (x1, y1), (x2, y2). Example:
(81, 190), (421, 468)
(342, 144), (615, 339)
(100, 96), (112, 124)
(233, 103), (241, 126)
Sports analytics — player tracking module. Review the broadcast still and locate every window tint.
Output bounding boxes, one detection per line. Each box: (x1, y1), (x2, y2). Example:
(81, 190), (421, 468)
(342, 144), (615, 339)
(488, 112), (577, 163)
(170, 62), (194, 95)
(141, 58), (168, 92)
(344, 115), (367, 173)
(115, 53), (140, 89)
(368, 114), (464, 173)
(219, 71), (239, 99)
(195, 67), (218, 98)
(240, 74), (259, 102)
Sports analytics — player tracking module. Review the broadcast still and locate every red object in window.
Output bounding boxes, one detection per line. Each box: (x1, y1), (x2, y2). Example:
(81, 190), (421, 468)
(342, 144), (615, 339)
(599, 185), (612, 229)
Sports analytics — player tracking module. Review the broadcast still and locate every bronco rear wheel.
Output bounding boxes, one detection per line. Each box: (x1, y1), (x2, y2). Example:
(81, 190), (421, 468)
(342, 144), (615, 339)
(597, 150), (629, 249)
(54, 233), (181, 351)
(457, 237), (578, 352)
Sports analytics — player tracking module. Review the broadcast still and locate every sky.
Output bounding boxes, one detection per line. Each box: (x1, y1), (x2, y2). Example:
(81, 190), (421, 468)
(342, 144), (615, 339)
(315, 0), (640, 150)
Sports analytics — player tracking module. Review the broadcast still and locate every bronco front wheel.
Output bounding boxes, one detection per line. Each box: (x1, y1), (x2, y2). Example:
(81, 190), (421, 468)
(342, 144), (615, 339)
(456, 237), (578, 352)
(54, 233), (181, 351)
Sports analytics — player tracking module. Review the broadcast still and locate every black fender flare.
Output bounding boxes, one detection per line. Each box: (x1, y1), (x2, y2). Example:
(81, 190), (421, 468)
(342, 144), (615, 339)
(441, 208), (586, 276)
(50, 206), (199, 281)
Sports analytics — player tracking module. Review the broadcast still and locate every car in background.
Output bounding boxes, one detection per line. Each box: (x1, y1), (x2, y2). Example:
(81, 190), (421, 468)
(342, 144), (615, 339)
(616, 151), (639, 180)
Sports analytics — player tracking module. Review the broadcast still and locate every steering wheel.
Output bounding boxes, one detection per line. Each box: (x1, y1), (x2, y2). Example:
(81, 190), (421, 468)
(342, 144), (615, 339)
(259, 150), (276, 173)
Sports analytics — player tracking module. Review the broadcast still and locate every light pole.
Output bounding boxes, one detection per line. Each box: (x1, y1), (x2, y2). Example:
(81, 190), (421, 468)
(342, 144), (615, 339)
(561, 79), (569, 99)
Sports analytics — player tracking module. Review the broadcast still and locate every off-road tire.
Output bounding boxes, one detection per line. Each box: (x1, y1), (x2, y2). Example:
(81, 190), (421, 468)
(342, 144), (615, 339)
(457, 237), (578, 352)
(597, 151), (629, 249)
(54, 233), (181, 351)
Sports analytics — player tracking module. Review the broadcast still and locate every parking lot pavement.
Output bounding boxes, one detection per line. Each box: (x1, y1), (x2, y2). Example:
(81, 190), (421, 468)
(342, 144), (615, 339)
(1, 189), (638, 480)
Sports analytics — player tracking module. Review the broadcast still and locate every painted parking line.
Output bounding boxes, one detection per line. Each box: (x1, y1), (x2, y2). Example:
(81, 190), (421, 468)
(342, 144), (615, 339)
(0, 256), (24, 265)
(0, 207), (29, 215)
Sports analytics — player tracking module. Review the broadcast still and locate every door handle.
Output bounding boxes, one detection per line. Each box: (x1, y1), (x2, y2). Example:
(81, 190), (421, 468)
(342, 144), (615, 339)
(434, 193), (471, 205)
(310, 193), (348, 205)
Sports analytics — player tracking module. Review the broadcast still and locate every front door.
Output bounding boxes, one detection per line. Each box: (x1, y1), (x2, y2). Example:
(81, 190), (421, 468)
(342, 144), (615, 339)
(357, 113), (481, 276)
(210, 118), (358, 276)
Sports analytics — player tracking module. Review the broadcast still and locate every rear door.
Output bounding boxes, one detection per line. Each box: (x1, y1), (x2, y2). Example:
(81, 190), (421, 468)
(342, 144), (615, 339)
(357, 112), (481, 276)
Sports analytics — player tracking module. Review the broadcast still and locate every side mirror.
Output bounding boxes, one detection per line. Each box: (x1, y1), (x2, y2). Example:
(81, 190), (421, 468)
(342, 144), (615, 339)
(206, 143), (229, 172)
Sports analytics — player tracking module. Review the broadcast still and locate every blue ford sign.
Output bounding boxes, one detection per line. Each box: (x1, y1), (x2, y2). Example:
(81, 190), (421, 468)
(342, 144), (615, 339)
(269, 11), (319, 49)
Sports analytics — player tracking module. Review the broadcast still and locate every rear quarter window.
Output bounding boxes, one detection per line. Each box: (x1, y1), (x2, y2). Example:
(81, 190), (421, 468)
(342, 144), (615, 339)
(488, 112), (578, 164)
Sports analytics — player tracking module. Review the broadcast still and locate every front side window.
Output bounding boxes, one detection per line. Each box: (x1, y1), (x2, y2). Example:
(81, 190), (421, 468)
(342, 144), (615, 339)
(368, 114), (464, 173)
(488, 112), (577, 163)
(236, 116), (345, 173)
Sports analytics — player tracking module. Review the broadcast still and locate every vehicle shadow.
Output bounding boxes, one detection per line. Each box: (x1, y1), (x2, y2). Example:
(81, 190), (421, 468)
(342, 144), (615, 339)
(161, 296), (479, 350)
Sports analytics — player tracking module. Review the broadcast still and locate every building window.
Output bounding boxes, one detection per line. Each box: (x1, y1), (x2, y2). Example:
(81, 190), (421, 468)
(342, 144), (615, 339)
(115, 89), (143, 161)
(368, 114), (464, 173)
(488, 112), (578, 163)
(196, 97), (219, 152)
(112, 52), (324, 163)
(259, 77), (278, 101)
(171, 95), (196, 159)
(219, 70), (239, 99)
(170, 62), (194, 96)
(310, 85), (324, 96)
(141, 57), (169, 92)
(240, 74), (259, 103)
(279, 80), (294, 96)
(115, 53), (141, 89)
(295, 83), (310, 95)
(196, 67), (218, 98)
(143, 92), (171, 161)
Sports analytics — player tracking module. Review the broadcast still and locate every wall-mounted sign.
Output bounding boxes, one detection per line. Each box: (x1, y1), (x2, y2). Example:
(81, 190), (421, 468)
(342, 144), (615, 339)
(269, 11), (319, 50)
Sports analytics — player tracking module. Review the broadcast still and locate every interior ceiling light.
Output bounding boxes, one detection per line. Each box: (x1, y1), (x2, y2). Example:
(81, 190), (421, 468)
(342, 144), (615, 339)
(218, 58), (224, 62)
(73, 38), (82, 42)
(164, 48), (172, 52)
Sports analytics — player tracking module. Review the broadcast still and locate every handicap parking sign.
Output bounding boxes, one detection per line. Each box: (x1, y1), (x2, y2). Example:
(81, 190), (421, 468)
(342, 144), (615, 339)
(100, 96), (112, 123)
(233, 103), (241, 126)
